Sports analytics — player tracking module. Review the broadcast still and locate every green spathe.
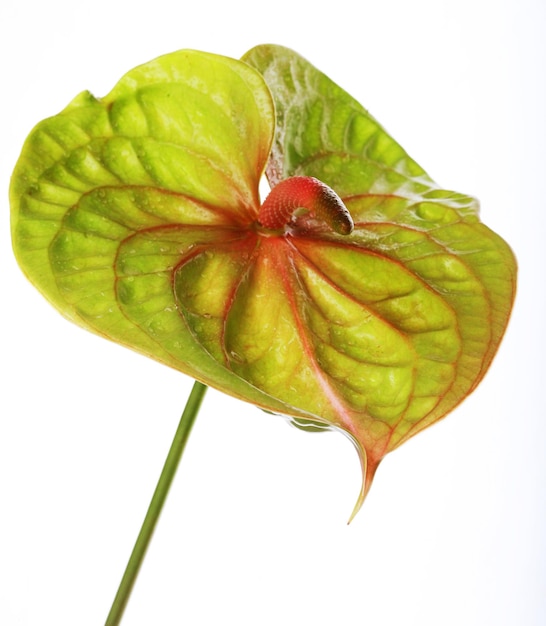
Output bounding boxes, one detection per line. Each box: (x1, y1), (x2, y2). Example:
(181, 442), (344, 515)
(10, 45), (516, 517)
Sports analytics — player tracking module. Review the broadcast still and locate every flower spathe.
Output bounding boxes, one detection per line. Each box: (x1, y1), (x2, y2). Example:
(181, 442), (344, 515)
(10, 45), (517, 517)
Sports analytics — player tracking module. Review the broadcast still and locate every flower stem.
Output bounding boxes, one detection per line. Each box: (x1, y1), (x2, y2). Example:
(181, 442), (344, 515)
(105, 380), (208, 626)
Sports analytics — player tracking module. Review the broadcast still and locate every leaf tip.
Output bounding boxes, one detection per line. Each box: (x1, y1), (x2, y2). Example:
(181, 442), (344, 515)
(346, 441), (381, 524)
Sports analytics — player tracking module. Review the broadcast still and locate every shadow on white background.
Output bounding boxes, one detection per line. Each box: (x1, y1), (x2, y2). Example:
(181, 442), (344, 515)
(1, 1), (544, 625)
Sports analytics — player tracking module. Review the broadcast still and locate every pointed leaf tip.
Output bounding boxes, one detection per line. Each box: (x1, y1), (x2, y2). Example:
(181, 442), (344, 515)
(342, 432), (383, 523)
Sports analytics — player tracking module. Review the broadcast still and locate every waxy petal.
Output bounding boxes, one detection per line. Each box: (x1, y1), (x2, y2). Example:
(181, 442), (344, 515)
(11, 46), (516, 516)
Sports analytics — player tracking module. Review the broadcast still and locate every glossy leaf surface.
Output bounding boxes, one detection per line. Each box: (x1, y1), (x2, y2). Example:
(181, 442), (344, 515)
(11, 46), (516, 515)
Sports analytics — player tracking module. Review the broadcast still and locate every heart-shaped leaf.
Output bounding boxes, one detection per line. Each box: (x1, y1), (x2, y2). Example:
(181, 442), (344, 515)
(11, 46), (516, 517)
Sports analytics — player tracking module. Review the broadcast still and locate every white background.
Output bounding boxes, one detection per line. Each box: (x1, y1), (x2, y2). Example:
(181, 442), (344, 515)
(1, 1), (544, 624)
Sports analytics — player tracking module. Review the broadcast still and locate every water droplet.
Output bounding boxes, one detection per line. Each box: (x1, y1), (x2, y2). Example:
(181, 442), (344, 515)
(229, 350), (245, 364)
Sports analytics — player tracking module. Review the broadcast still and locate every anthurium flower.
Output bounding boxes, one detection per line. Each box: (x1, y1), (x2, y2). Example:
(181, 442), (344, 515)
(10, 45), (516, 517)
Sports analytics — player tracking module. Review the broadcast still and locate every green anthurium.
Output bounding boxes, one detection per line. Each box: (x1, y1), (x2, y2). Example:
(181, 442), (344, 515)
(10, 46), (516, 518)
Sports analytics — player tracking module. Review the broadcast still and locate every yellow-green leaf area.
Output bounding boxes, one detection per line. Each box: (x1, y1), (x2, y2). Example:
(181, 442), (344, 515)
(11, 45), (517, 517)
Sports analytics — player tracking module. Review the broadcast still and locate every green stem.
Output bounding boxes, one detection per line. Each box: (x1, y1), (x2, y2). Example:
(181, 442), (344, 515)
(105, 380), (208, 626)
